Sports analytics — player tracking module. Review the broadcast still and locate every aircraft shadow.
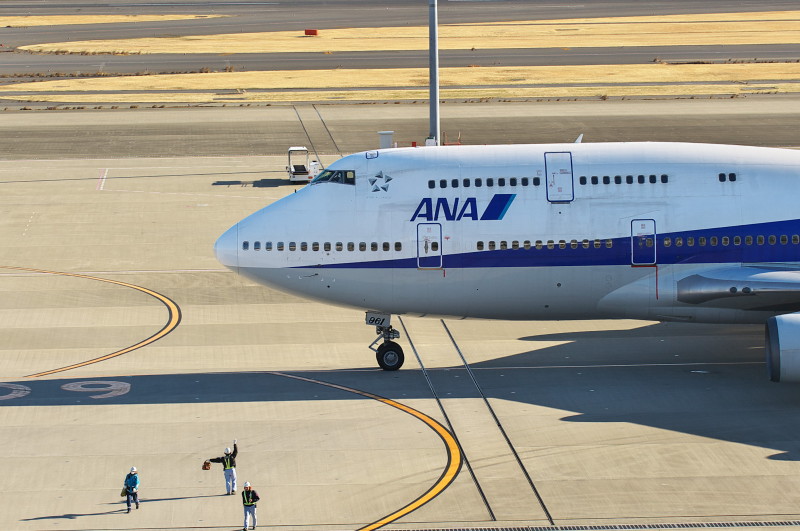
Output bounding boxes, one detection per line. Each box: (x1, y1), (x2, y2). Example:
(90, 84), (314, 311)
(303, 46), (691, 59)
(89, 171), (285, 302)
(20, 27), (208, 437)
(4, 322), (798, 460)
(20, 494), (223, 522)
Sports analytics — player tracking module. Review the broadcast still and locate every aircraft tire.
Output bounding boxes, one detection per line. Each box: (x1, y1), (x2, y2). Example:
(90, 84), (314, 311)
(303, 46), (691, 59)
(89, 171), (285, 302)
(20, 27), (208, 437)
(376, 341), (404, 371)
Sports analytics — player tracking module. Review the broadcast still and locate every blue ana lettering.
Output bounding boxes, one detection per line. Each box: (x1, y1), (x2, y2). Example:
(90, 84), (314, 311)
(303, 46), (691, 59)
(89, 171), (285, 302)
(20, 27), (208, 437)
(411, 196), (510, 222)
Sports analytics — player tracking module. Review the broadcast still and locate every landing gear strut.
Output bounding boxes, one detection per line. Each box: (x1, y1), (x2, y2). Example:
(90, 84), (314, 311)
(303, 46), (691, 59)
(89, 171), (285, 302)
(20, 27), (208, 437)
(366, 312), (405, 371)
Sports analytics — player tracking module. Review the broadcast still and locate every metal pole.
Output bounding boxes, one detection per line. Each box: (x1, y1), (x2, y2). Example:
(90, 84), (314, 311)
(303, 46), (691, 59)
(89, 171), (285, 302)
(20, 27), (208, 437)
(428, 0), (440, 145)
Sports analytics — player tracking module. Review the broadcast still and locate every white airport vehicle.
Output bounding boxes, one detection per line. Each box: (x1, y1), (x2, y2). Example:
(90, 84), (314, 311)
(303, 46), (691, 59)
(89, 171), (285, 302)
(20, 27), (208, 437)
(286, 146), (321, 183)
(215, 141), (800, 380)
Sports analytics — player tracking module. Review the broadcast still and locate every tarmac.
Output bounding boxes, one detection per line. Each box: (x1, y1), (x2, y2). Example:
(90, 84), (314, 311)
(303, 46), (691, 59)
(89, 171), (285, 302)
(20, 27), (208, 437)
(2, 98), (800, 531)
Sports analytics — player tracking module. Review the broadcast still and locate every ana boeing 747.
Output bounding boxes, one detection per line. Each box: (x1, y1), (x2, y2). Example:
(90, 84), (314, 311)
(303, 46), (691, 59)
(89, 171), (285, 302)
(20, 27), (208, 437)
(214, 141), (800, 381)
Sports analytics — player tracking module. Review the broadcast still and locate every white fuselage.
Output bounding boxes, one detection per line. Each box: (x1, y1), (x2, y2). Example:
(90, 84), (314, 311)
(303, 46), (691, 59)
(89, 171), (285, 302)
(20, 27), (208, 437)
(214, 142), (800, 324)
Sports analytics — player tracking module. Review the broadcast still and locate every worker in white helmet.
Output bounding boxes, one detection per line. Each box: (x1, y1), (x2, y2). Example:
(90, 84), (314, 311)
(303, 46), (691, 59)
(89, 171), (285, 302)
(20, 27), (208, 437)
(208, 440), (238, 494)
(241, 481), (260, 530)
(123, 466), (140, 513)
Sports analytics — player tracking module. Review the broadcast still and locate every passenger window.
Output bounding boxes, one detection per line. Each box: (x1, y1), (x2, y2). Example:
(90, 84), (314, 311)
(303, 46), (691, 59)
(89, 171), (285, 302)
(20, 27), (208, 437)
(524, 240), (531, 250)
(781, 235), (788, 245)
(498, 178), (506, 187)
(522, 178), (529, 186)
(699, 237), (706, 246)
(359, 242), (366, 251)
(463, 179), (470, 187)
(431, 242), (439, 252)
(312, 242), (319, 251)
(570, 240), (578, 249)
(475, 178), (482, 187)
(254, 241), (261, 251)
(638, 175), (645, 184)
(721, 237), (729, 246)
(615, 176), (622, 184)
(745, 236), (753, 245)
(487, 178), (494, 187)
(477, 241), (484, 251)
(383, 242), (390, 251)
(440, 179), (447, 188)
(605, 239), (613, 248)
(371, 242), (378, 251)
(395, 242), (402, 251)
(580, 176), (587, 185)
(266, 242), (273, 251)
(428, 180), (435, 189)
(626, 175), (633, 184)
(757, 235), (765, 245)
(649, 175), (657, 183)
(324, 242), (331, 251)
(675, 237), (683, 247)
(451, 179), (459, 188)
(510, 178), (517, 187)
(500, 241), (508, 250)
(547, 240), (555, 250)
(289, 242), (296, 251)
(769, 235), (777, 245)
(593, 239), (601, 249)
(591, 176), (598, 185)
(718, 173), (726, 182)
(533, 177), (541, 186)
(535, 240), (543, 250)
(512, 241), (520, 250)
(728, 173), (736, 182)
(733, 236), (741, 245)
(603, 176), (610, 185)
(793, 235), (800, 245)
(335, 242), (343, 251)
(277, 242), (284, 251)
(558, 240), (566, 249)
(661, 174), (668, 183)
(663, 237), (671, 247)
(300, 242), (307, 251)
(347, 242), (354, 251)
(710, 237), (718, 246)
(242, 241), (249, 251)
(582, 239), (590, 249)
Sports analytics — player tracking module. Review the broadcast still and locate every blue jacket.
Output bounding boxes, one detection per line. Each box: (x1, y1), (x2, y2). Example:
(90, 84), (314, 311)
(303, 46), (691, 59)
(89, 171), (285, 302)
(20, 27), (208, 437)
(124, 473), (140, 493)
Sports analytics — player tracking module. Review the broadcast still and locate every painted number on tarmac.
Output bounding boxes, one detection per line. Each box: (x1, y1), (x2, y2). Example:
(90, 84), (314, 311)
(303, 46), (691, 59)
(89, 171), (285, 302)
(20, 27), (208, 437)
(0, 381), (131, 401)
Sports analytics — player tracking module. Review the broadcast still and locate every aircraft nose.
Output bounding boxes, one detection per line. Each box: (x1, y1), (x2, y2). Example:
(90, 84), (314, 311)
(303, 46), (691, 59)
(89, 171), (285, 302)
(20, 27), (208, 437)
(214, 223), (239, 271)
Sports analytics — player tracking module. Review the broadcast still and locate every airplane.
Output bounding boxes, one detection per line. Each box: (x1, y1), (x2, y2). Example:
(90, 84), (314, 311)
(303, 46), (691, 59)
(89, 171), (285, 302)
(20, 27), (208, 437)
(214, 141), (800, 382)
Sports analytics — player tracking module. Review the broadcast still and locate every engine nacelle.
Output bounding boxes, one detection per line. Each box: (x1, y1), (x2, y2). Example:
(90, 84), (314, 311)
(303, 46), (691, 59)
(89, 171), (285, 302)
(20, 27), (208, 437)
(765, 313), (800, 382)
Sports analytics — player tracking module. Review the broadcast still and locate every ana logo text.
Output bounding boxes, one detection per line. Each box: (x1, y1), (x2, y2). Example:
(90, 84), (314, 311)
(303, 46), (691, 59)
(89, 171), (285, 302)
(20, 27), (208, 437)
(410, 194), (516, 222)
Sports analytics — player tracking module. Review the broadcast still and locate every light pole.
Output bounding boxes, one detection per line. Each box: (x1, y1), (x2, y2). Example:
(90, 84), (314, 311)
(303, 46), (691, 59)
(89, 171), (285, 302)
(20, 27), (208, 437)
(428, 0), (440, 145)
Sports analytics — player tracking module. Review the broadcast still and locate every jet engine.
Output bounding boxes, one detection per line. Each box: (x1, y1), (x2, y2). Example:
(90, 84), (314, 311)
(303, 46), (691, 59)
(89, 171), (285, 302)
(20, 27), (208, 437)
(765, 313), (800, 382)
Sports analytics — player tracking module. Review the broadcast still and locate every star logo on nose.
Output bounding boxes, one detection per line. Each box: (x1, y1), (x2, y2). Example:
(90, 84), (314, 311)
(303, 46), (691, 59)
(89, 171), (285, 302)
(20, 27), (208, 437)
(368, 171), (393, 192)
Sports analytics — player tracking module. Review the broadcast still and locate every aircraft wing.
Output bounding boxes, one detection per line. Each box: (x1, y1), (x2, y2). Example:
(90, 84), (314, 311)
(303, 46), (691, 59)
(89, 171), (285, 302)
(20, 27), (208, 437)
(677, 265), (800, 312)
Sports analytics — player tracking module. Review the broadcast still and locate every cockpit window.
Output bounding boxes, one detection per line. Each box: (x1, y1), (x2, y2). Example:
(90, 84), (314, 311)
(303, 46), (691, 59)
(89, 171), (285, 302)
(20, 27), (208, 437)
(311, 170), (356, 185)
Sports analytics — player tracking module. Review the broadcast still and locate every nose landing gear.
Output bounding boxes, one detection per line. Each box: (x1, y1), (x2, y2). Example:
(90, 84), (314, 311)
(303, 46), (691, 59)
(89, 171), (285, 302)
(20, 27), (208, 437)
(366, 312), (405, 371)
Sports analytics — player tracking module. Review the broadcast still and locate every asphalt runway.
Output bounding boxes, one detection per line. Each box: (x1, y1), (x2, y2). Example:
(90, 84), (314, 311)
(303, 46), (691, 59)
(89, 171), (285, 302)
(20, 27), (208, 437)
(1, 100), (800, 531)
(0, 0), (796, 78)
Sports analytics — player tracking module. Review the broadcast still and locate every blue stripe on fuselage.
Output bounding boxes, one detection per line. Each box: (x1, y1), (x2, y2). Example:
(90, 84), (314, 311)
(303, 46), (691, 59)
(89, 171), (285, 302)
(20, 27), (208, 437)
(295, 218), (800, 269)
(479, 194), (516, 221)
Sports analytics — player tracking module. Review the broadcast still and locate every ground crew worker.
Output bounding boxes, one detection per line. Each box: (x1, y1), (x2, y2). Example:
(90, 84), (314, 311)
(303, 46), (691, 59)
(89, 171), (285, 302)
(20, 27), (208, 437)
(208, 440), (238, 494)
(123, 467), (140, 513)
(242, 481), (260, 530)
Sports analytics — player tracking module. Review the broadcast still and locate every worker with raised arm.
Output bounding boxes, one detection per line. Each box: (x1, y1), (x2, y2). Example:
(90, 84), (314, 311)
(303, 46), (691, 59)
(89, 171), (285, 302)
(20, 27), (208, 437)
(208, 439), (238, 494)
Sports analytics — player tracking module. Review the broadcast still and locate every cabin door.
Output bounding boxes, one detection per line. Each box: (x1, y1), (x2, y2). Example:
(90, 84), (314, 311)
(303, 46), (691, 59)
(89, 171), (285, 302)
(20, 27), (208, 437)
(417, 223), (443, 269)
(631, 219), (657, 265)
(544, 152), (574, 203)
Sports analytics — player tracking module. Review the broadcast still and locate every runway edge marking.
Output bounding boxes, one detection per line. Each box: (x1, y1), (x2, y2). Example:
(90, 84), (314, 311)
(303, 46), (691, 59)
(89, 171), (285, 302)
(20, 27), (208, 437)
(268, 371), (463, 531)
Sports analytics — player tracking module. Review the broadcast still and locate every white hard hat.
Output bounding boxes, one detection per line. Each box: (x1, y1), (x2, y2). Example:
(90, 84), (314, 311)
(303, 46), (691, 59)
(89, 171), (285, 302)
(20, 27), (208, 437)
(244, 482), (251, 487)
(130, 466), (137, 473)
(224, 447), (231, 454)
